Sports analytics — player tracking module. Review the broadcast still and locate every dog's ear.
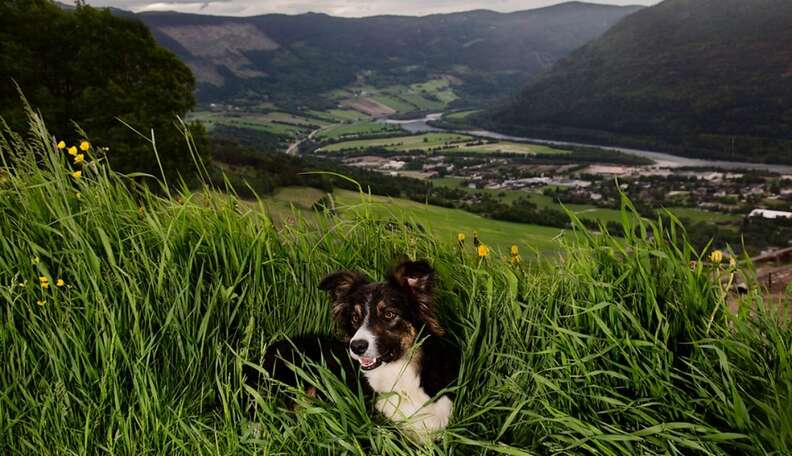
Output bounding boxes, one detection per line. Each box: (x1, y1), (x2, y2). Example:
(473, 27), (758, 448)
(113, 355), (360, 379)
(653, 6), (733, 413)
(388, 259), (443, 336)
(318, 271), (367, 322)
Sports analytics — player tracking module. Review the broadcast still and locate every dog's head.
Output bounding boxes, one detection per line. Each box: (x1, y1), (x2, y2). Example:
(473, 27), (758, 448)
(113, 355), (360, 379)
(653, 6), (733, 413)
(318, 259), (442, 371)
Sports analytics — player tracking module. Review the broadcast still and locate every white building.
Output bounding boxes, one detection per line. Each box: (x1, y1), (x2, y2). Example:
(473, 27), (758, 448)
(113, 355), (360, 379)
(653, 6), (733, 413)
(749, 209), (792, 220)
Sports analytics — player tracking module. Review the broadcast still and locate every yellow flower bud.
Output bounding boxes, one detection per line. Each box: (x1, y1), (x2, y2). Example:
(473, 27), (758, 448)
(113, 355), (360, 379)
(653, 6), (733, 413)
(457, 232), (465, 242)
(57, 140), (66, 149)
(71, 170), (82, 179)
(511, 245), (519, 256)
(39, 276), (49, 289)
(67, 146), (78, 156)
(477, 244), (490, 257)
(709, 250), (723, 264)
(56, 279), (65, 287)
(74, 154), (84, 165)
(79, 140), (90, 151)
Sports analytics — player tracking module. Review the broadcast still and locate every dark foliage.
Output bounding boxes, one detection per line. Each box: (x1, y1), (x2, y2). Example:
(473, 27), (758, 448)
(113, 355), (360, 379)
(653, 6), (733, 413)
(0, 0), (208, 176)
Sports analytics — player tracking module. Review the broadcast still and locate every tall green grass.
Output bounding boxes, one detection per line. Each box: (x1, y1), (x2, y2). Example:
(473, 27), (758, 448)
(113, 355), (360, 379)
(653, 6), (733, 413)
(0, 111), (790, 455)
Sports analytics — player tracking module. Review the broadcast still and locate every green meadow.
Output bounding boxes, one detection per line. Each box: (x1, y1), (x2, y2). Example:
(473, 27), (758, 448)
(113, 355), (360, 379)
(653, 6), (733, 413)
(266, 187), (566, 255)
(1, 113), (791, 455)
(190, 111), (329, 137)
(315, 121), (403, 141)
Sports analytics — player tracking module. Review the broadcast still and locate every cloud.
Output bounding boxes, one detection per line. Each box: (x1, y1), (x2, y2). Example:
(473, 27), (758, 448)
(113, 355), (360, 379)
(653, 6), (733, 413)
(84, 0), (660, 17)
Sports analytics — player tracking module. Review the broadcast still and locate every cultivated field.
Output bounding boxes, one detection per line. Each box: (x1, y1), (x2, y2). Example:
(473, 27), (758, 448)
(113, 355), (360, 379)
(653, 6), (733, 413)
(190, 111), (327, 137)
(315, 121), (403, 141)
(338, 78), (459, 116)
(454, 141), (568, 155)
(319, 133), (473, 152)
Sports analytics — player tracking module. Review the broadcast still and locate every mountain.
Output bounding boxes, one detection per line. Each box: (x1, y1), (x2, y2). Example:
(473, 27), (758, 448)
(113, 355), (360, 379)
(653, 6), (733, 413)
(132, 2), (642, 107)
(488, 0), (792, 164)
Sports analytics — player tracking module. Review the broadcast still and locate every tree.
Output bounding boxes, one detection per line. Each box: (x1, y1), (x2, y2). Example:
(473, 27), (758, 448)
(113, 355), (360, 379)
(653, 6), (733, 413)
(0, 0), (208, 177)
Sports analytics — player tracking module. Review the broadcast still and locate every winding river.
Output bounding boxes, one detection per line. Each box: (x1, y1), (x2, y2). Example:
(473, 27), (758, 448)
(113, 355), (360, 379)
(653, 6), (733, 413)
(384, 113), (792, 174)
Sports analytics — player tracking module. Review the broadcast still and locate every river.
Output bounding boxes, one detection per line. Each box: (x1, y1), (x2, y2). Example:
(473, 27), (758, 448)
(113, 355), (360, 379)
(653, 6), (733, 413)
(383, 113), (792, 174)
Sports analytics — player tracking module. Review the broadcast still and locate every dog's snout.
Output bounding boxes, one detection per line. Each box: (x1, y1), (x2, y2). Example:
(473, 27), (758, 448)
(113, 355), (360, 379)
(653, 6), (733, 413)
(350, 339), (369, 355)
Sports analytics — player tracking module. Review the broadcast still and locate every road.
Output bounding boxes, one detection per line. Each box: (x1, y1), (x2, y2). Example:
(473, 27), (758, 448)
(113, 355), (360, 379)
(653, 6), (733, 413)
(286, 126), (324, 155)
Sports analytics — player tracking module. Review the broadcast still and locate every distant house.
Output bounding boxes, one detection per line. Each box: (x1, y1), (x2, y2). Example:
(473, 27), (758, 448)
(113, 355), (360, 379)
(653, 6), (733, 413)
(749, 209), (792, 220)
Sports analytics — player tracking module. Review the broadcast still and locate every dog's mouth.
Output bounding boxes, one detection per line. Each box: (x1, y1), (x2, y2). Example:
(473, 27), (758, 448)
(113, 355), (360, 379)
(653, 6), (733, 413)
(358, 356), (382, 370)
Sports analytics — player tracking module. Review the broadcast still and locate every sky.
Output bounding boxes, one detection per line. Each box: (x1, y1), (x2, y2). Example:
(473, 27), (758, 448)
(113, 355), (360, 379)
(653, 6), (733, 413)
(82, 0), (661, 17)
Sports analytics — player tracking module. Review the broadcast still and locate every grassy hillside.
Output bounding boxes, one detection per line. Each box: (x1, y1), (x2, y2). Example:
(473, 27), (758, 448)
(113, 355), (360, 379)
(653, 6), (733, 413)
(1, 113), (791, 454)
(488, 0), (792, 164)
(266, 187), (567, 255)
(134, 3), (642, 106)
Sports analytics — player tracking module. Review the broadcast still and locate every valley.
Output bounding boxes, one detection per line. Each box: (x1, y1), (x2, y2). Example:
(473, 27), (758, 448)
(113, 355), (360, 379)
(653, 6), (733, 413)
(193, 79), (792, 257)
(83, 0), (792, 258)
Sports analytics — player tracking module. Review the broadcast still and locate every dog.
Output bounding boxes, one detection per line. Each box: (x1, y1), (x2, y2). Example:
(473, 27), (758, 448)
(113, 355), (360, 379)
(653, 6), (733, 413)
(248, 259), (459, 440)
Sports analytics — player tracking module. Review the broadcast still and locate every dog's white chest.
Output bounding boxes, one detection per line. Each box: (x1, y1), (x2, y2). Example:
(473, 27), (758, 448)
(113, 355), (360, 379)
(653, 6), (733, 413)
(364, 358), (452, 438)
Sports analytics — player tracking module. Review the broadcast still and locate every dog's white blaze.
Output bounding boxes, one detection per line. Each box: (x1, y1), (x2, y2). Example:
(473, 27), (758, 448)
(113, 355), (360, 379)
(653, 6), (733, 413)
(365, 355), (452, 440)
(350, 315), (379, 359)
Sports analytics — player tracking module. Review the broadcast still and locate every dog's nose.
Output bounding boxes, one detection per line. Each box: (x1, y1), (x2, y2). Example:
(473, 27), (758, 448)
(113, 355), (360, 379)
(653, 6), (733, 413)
(350, 339), (369, 355)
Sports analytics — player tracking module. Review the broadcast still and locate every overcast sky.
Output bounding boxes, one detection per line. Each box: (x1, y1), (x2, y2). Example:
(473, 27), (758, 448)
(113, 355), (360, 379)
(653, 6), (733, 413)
(82, 0), (660, 17)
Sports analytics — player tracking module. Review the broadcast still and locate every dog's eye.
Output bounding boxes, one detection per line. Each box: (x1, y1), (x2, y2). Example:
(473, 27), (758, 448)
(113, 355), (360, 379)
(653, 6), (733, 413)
(383, 311), (396, 320)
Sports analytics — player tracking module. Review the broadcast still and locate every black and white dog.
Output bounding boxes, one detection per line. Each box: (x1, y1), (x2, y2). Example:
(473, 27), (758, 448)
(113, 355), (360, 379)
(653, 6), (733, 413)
(251, 259), (459, 439)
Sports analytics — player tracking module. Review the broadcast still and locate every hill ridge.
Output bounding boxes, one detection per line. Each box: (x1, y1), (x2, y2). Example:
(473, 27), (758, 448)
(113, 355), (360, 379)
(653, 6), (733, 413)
(487, 0), (792, 164)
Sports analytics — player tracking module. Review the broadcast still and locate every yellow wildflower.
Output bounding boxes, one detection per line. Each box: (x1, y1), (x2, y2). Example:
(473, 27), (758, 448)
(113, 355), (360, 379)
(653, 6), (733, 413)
(56, 279), (65, 287)
(74, 154), (84, 165)
(709, 250), (723, 264)
(57, 140), (66, 150)
(457, 232), (465, 242)
(75, 192), (81, 199)
(37, 299), (46, 306)
(79, 140), (90, 151)
(31, 256), (40, 265)
(39, 276), (49, 289)
(71, 170), (82, 179)
(510, 245), (519, 256)
(67, 146), (78, 156)
(477, 244), (490, 257)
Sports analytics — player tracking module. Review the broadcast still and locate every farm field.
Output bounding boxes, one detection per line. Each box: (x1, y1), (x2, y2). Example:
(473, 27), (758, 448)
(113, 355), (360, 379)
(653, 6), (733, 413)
(306, 109), (370, 123)
(455, 141), (568, 155)
(337, 78), (459, 115)
(319, 132), (473, 152)
(445, 109), (479, 120)
(190, 111), (327, 137)
(315, 121), (403, 141)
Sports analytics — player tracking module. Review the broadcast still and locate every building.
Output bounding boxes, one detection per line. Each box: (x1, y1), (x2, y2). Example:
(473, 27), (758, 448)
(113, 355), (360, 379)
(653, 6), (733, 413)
(749, 209), (792, 220)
